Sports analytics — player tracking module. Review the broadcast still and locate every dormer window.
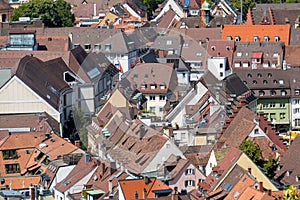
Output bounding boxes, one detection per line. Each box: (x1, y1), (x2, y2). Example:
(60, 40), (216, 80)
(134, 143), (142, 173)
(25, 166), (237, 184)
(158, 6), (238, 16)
(73, 44), (80, 48)
(254, 36), (259, 42)
(234, 36), (240, 42)
(150, 83), (157, 89)
(274, 36), (279, 42)
(160, 84), (166, 89)
(211, 46), (216, 51)
(264, 36), (269, 42)
(237, 52), (242, 57)
(141, 83), (147, 89)
(281, 90), (287, 96)
(227, 36), (232, 40)
(259, 90), (265, 96)
(166, 40), (172, 45)
(279, 79), (284, 85)
(271, 90), (276, 96)
(226, 46), (230, 51)
(105, 44), (111, 51)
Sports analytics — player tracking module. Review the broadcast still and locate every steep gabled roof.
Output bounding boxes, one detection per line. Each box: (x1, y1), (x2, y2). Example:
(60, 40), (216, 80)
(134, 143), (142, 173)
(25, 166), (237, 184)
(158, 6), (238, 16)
(16, 56), (71, 110)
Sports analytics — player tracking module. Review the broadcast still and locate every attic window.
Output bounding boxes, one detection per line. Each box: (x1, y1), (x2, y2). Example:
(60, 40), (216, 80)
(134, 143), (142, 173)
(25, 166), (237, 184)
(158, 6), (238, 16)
(63, 180), (71, 186)
(211, 46), (216, 51)
(259, 90), (265, 96)
(105, 44), (111, 51)
(150, 84), (157, 89)
(253, 36), (259, 42)
(237, 52), (242, 57)
(196, 52), (202, 57)
(226, 46), (230, 51)
(264, 36), (269, 42)
(94, 44), (100, 51)
(48, 37), (52, 41)
(271, 90), (276, 96)
(160, 84), (166, 89)
(268, 73), (272, 78)
(263, 80), (268, 84)
(141, 83), (147, 89)
(281, 90), (287, 96)
(73, 44), (80, 48)
(226, 36), (232, 41)
(234, 36), (240, 42)
(166, 40), (172, 45)
(274, 36), (279, 42)
(279, 79), (284, 85)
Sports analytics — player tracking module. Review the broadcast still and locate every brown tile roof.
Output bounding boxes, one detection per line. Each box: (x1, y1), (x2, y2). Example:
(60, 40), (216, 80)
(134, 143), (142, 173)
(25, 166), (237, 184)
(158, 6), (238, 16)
(175, 28), (222, 44)
(275, 136), (300, 185)
(0, 176), (40, 190)
(220, 107), (256, 148)
(54, 155), (98, 193)
(36, 35), (70, 51)
(0, 113), (59, 133)
(285, 45), (300, 67)
(222, 25), (290, 46)
(253, 137), (284, 160)
(207, 40), (235, 67)
(157, 9), (177, 29)
(119, 177), (172, 199)
(0, 132), (46, 150)
(224, 173), (256, 200)
(237, 187), (274, 200)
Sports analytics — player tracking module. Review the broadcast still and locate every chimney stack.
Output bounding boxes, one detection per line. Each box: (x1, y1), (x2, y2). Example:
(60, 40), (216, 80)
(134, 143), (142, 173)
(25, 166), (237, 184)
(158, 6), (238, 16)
(134, 191), (138, 199)
(144, 176), (150, 185)
(108, 179), (112, 194)
(259, 182), (263, 192)
(139, 125), (145, 140)
(30, 184), (35, 200)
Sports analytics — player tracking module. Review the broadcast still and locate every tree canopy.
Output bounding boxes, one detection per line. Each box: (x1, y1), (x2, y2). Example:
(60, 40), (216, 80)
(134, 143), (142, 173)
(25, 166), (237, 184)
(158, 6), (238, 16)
(239, 139), (262, 163)
(11, 0), (74, 27)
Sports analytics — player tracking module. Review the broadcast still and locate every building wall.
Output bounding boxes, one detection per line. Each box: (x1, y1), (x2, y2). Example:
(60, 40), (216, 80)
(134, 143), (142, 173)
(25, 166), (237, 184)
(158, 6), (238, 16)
(142, 140), (183, 174)
(291, 98), (300, 130)
(205, 150), (217, 176)
(168, 163), (205, 193)
(208, 57), (229, 80)
(50, 165), (76, 191)
(0, 77), (60, 122)
(236, 154), (278, 191)
(145, 94), (166, 118)
(257, 98), (290, 128)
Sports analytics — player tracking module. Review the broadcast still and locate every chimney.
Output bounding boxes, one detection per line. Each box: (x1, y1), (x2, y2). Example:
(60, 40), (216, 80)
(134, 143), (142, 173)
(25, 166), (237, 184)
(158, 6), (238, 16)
(268, 190), (272, 196)
(259, 182), (263, 192)
(144, 176), (150, 185)
(30, 184), (35, 200)
(93, 4), (96, 17)
(74, 140), (80, 147)
(248, 167), (252, 174)
(139, 125), (145, 140)
(174, 186), (178, 194)
(108, 179), (112, 194)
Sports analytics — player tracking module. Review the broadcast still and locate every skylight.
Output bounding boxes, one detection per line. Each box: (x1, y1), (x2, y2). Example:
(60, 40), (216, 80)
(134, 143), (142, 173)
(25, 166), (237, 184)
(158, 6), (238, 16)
(87, 68), (100, 79)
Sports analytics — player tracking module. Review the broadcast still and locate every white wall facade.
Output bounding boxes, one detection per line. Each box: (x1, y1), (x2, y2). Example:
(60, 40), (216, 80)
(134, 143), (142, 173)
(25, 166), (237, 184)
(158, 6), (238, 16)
(152, 0), (184, 22)
(207, 57), (230, 81)
(291, 98), (300, 130)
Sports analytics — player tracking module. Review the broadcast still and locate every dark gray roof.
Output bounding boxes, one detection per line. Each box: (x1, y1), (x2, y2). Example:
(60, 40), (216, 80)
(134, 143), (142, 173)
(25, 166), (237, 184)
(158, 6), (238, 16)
(290, 28), (300, 45)
(16, 56), (71, 110)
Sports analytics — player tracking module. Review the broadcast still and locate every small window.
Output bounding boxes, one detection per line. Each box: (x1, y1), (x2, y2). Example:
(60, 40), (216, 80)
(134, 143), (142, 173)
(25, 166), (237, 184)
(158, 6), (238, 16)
(166, 40), (172, 45)
(94, 44), (100, 51)
(281, 90), (287, 96)
(247, 74), (252, 78)
(220, 72), (223, 77)
(196, 52), (202, 57)
(274, 36), (279, 42)
(259, 90), (265, 96)
(257, 73), (262, 78)
(159, 95), (165, 100)
(237, 52), (242, 57)
(226, 46), (230, 51)
(264, 36), (269, 42)
(254, 128), (259, 134)
(105, 44), (111, 51)
(280, 103), (285, 108)
(263, 80), (268, 84)
(295, 89), (300, 95)
(73, 44), (80, 48)
(149, 95), (155, 100)
(220, 63), (223, 68)
(84, 44), (91, 51)
(235, 36), (240, 41)
(268, 73), (272, 78)
(253, 80), (257, 84)
(211, 46), (216, 51)
(270, 102), (275, 108)
(279, 80), (284, 85)
(254, 36), (259, 42)
(227, 36), (232, 40)
(271, 90), (276, 96)
(274, 80), (278, 84)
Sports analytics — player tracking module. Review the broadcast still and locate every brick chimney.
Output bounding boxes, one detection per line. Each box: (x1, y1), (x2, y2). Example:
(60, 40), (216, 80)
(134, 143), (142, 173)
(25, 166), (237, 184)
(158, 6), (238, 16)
(144, 176), (150, 185)
(248, 167), (252, 174)
(259, 182), (263, 192)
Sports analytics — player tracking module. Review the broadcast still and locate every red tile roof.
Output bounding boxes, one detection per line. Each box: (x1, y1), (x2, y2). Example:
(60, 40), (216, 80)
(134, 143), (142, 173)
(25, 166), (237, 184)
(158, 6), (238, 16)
(221, 24), (290, 45)
(0, 176), (40, 190)
(251, 52), (263, 59)
(119, 177), (171, 199)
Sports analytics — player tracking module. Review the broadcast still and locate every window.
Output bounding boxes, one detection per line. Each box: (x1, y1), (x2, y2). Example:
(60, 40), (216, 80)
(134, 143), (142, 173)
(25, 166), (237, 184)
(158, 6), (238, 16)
(263, 80), (268, 84)
(185, 180), (195, 187)
(281, 90), (287, 96)
(166, 40), (172, 45)
(73, 44), (80, 48)
(254, 36), (259, 42)
(280, 103), (285, 108)
(94, 44), (100, 51)
(279, 80), (284, 85)
(294, 99), (300, 104)
(211, 46), (216, 51)
(247, 74), (252, 78)
(253, 80), (257, 84)
(160, 84), (166, 89)
(150, 84), (157, 89)
(227, 36), (232, 40)
(234, 36), (240, 41)
(295, 119), (300, 126)
(259, 91), (265, 96)
(294, 108), (300, 114)
(254, 128), (259, 134)
(264, 36), (269, 42)
(5, 164), (20, 174)
(263, 103), (268, 108)
(220, 63), (223, 68)
(268, 73), (272, 78)
(271, 90), (276, 96)
(274, 36), (279, 42)
(159, 95), (165, 100)
(185, 169), (195, 175)
(226, 46), (230, 51)
(237, 52), (242, 57)
(141, 83), (147, 89)
(220, 72), (223, 77)
(196, 52), (202, 57)
(105, 44), (111, 51)
(159, 107), (163, 112)
(2, 150), (18, 160)
(149, 95), (155, 100)
(150, 106), (155, 113)
(257, 73), (262, 78)
(274, 80), (278, 84)
(280, 113), (286, 119)
(84, 44), (91, 51)
(183, 43), (188, 48)
(295, 89), (300, 95)
(270, 102), (276, 108)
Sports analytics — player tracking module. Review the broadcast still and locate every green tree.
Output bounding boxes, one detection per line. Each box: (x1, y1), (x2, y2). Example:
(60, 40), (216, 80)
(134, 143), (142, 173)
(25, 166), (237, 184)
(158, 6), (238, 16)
(239, 139), (262, 163)
(73, 109), (90, 150)
(11, 0), (74, 27)
(284, 186), (300, 200)
(263, 156), (279, 179)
